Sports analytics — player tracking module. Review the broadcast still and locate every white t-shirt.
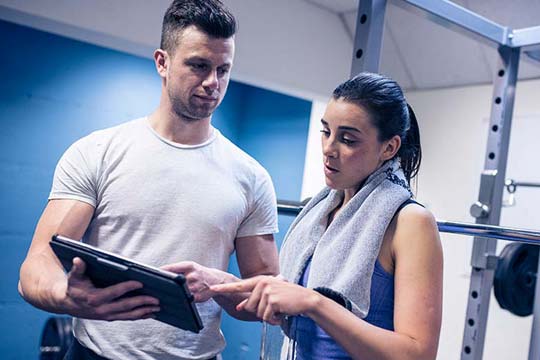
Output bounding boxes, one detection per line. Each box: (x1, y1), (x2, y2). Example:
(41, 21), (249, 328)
(49, 117), (279, 360)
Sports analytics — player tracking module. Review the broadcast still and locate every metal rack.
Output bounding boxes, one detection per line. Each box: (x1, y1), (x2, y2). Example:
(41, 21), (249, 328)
(347, 1), (540, 358)
(504, 179), (540, 206)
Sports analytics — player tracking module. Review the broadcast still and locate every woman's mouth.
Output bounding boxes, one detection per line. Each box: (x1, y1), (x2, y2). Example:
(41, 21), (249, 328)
(324, 163), (339, 174)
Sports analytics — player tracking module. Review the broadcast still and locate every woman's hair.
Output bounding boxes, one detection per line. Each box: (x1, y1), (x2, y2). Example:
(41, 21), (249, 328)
(332, 72), (421, 184)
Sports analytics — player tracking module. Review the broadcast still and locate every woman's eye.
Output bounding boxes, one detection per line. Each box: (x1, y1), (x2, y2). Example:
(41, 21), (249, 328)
(341, 137), (356, 145)
(320, 129), (330, 137)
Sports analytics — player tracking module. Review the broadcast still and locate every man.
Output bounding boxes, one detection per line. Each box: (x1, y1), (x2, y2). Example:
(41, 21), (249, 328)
(18, 1), (279, 359)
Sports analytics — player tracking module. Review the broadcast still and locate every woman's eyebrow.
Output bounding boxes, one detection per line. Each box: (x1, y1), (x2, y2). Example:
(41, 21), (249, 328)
(321, 119), (362, 134)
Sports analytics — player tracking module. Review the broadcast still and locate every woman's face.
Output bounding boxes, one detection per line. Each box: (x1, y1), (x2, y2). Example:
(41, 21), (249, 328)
(321, 98), (398, 192)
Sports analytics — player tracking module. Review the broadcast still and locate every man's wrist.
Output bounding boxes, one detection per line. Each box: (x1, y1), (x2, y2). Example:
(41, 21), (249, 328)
(48, 279), (70, 313)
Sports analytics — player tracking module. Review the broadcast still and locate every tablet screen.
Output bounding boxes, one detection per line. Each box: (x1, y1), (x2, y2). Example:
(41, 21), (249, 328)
(50, 235), (203, 333)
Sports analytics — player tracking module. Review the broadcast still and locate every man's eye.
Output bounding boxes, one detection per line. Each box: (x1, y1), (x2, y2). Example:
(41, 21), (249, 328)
(217, 67), (229, 76)
(191, 63), (207, 70)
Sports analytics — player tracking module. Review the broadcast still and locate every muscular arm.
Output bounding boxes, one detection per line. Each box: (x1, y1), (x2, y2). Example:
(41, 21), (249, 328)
(19, 199), (94, 312)
(19, 199), (160, 320)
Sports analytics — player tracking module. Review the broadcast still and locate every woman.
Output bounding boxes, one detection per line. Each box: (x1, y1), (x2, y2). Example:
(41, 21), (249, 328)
(212, 73), (443, 360)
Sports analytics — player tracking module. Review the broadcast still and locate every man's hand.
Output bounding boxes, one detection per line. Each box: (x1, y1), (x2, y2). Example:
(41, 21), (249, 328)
(57, 257), (161, 321)
(161, 261), (236, 302)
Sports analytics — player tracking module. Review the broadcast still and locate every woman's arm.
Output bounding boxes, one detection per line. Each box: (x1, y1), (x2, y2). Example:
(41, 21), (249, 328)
(211, 205), (443, 360)
(305, 205), (443, 360)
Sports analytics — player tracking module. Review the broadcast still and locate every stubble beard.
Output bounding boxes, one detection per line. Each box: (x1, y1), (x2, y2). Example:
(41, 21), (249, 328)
(169, 91), (215, 122)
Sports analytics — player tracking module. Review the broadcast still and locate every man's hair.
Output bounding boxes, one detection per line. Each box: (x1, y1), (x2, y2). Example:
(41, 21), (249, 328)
(160, 0), (236, 53)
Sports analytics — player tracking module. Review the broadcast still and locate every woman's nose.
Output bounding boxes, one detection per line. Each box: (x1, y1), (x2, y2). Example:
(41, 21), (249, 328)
(322, 138), (338, 158)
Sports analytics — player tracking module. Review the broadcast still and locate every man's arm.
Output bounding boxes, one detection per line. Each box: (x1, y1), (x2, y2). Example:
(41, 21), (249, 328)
(214, 233), (279, 319)
(19, 199), (160, 320)
(161, 233), (279, 320)
(19, 199), (94, 311)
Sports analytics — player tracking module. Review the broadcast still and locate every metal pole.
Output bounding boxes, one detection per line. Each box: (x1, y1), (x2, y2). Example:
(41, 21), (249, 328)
(461, 45), (520, 360)
(506, 180), (540, 189)
(350, 0), (387, 76)
(529, 254), (540, 359)
(277, 201), (540, 245)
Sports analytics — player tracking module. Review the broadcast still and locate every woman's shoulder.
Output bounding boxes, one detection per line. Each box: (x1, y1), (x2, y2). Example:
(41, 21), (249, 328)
(391, 203), (440, 252)
(396, 202), (436, 225)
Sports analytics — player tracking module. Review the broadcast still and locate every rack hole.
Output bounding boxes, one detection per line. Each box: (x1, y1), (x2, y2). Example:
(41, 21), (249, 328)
(489, 152), (496, 160)
(492, 125), (498, 132)
(468, 318), (475, 326)
(360, 14), (367, 24)
(464, 346), (471, 354)
(495, 97), (502, 104)
(498, 69), (505, 77)
(471, 291), (478, 299)
(356, 49), (363, 59)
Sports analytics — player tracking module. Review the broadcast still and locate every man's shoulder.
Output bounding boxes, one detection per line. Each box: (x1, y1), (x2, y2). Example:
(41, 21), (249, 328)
(215, 131), (268, 176)
(73, 117), (146, 148)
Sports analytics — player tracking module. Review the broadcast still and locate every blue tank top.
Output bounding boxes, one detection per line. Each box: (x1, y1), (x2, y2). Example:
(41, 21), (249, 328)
(291, 259), (394, 359)
(288, 199), (419, 359)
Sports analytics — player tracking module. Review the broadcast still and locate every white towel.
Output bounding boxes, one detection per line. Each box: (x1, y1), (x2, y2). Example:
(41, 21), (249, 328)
(279, 158), (411, 318)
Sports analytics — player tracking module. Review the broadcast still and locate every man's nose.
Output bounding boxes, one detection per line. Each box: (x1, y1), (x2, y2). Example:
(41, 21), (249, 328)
(202, 70), (219, 92)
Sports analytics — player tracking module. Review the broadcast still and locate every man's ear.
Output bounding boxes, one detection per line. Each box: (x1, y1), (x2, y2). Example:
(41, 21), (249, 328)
(154, 49), (168, 78)
(381, 135), (401, 161)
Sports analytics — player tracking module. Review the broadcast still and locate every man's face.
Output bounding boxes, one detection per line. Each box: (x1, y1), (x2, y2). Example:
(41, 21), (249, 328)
(159, 25), (235, 121)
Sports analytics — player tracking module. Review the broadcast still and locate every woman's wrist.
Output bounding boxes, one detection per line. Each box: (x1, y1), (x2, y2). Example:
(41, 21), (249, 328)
(304, 290), (324, 318)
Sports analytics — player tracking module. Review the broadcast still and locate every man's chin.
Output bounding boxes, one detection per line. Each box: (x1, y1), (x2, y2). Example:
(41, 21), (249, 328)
(174, 107), (214, 122)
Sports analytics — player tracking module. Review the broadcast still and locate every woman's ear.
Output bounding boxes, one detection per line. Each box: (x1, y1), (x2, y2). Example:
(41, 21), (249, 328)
(381, 135), (401, 161)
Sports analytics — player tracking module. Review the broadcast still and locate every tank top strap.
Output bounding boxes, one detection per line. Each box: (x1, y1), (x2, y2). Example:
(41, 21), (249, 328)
(395, 198), (424, 214)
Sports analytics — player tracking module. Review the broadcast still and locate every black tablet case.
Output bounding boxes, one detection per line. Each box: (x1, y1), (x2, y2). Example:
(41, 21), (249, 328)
(50, 234), (203, 333)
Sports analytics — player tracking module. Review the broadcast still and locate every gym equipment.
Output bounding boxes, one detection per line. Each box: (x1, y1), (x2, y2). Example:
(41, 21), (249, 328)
(494, 243), (539, 317)
(504, 179), (540, 207)
(278, 200), (540, 245)
(40, 316), (73, 360)
(348, 1), (540, 359)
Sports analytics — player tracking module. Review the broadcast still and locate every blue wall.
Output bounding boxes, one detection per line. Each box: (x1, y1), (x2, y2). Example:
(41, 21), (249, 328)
(0, 19), (310, 359)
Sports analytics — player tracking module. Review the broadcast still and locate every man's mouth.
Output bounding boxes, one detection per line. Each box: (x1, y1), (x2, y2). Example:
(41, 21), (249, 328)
(193, 94), (218, 101)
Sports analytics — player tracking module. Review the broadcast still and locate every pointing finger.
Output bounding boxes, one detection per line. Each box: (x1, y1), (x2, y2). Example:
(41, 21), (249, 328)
(210, 277), (260, 294)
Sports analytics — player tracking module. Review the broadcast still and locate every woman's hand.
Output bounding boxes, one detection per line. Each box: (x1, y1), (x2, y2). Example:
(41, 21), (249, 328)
(211, 276), (320, 325)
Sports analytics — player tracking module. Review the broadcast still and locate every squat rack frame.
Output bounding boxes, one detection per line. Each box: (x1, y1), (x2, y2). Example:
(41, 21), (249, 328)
(349, 1), (540, 359)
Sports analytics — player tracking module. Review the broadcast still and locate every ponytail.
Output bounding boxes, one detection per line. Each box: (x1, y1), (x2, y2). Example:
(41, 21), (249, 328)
(398, 104), (422, 184)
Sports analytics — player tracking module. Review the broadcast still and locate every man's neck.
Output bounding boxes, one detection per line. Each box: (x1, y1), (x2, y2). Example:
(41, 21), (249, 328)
(149, 108), (212, 145)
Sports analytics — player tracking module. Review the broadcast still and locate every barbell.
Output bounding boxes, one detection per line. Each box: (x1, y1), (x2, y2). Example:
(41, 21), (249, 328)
(277, 199), (540, 316)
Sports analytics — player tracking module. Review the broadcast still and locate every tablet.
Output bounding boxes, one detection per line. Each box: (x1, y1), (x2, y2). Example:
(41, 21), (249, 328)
(50, 234), (203, 333)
